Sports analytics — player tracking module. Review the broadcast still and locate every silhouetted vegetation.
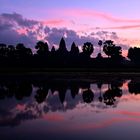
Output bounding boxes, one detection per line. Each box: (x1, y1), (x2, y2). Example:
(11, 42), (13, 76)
(1, 38), (140, 71)
(128, 80), (140, 94)
(128, 47), (140, 63)
(103, 83), (122, 105)
(0, 76), (125, 106)
(82, 89), (94, 103)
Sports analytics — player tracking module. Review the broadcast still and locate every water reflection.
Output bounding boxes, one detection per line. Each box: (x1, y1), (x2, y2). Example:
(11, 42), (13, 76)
(1, 76), (140, 139)
(0, 78), (126, 105)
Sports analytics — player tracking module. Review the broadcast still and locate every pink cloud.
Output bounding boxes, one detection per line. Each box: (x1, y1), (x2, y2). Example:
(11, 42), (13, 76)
(118, 111), (140, 117)
(42, 19), (75, 27)
(16, 28), (28, 35)
(72, 110), (140, 131)
(75, 118), (126, 130)
(73, 109), (140, 131)
(52, 8), (140, 23)
(103, 25), (140, 30)
(43, 113), (64, 122)
(48, 9), (140, 32)
(42, 19), (66, 26)
(120, 94), (140, 101)
(16, 104), (26, 111)
(42, 9), (140, 45)
(122, 49), (128, 57)
(56, 117), (140, 132)
(109, 109), (140, 118)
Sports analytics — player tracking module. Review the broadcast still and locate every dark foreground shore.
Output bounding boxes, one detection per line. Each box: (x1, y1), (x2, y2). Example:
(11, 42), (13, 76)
(0, 68), (140, 82)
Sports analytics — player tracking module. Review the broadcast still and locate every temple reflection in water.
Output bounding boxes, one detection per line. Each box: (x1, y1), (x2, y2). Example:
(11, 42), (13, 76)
(1, 76), (140, 140)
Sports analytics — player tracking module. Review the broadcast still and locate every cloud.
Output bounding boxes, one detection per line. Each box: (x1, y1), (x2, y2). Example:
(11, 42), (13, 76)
(52, 8), (140, 23)
(93, 31), (119, 40)
(118, 110), (140, 117)
(0, 28), (35, 47)
(45, 27), (99, 50)
(0, 12), (132, 56)
(0, 109), (38, 127)
(0, 13), (38, 28)
(43, 113), (64, 121)
(0, 12), (38, 47)
(42, 19), (73, 26)
(103, 25), (140, 30)
(49, 9), (140, 31)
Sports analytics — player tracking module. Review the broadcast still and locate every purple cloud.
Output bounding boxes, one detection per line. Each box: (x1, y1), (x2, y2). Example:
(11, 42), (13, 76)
(0, 12), (129, 56)
(0, 13), (38, 28)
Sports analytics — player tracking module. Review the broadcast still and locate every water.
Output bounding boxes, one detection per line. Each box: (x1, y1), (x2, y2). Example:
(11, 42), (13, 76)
(0, 76), (140, 140)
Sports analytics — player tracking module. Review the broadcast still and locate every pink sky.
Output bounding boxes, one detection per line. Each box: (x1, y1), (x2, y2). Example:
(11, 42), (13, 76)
(1, 0), (140, 56)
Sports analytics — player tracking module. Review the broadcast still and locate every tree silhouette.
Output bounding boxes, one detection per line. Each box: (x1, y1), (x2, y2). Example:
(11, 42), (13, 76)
(35, 41), (49, 56)
(103, 88), (115, 105)
(128, 47), (140, 62)
(103, 83), (122, 106)
(16, 82), (32, 99)
(0, 38), (140, 69)
(82, 42), (94, 57)
(7, 81), (32, 100)
(128, 80), (140, 94)
(0, 43), (7, 58)
(103, 40), (122, 58)
(35, 87), (48, 103)
(15, 43), (33, 66)
(7, 45), (16, 59)
(103, 40), (114, 58)
(16, 43), (32, 58)
(0, 85), (8, 99)
(82, 89), (94, 103)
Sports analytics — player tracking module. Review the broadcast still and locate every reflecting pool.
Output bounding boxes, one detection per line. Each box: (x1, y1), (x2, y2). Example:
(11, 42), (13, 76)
(0, 75), (140, 140)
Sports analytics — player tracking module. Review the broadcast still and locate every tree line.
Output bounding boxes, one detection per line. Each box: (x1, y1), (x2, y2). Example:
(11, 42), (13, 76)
(0, 77), (138, 105)
(0, 37), (140, 69)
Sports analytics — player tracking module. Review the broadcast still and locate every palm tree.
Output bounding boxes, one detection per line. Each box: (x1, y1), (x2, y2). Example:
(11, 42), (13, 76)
(82, 42), (94, 57)
(103, 40), (122, 58)
(103, 40), (114, 58)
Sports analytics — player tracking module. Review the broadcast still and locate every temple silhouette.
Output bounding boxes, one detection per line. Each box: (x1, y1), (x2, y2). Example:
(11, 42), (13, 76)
(0, 77), (132, 106)
(0, 37), (140, 71)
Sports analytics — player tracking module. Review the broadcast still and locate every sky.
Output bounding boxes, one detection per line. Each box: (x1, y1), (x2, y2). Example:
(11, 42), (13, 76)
(0, 0), (140, 56)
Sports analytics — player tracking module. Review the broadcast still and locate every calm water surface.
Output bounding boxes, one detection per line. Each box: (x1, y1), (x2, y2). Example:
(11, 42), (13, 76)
(0, 76), (140, 140)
